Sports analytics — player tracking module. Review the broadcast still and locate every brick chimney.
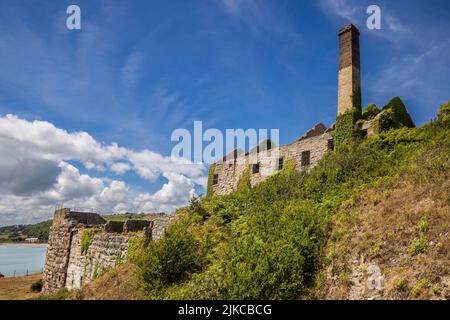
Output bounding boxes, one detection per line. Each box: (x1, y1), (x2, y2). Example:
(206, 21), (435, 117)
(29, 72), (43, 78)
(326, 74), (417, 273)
(337, 24), (361, 115)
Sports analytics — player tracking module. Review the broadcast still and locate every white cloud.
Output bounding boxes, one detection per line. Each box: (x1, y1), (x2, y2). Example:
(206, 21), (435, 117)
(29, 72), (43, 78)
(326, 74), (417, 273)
(110, 162), (131, 175)
(0, 114), (206, 225)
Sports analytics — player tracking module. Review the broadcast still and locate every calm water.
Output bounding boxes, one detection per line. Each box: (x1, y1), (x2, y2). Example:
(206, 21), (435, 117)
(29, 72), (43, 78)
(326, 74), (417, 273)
(0, 244), (47, 276)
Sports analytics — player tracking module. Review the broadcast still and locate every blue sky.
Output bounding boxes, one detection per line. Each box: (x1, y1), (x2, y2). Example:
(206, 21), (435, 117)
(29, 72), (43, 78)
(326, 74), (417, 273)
(0, 0), (449, 225)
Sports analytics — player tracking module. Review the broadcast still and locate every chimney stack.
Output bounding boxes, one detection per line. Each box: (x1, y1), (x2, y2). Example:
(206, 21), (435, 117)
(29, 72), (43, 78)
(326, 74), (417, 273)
(337, 24), (361, 115)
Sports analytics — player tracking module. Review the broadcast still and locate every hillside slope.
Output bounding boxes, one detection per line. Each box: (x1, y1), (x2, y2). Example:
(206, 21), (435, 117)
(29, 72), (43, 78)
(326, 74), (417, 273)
(70, 101), (449, 300)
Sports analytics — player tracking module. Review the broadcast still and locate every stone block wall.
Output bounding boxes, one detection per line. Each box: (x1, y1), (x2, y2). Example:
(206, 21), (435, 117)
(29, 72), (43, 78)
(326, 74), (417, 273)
(42, 209), (177, 294)
(42, 209), (106, 294)
(65, 230), (131, 291)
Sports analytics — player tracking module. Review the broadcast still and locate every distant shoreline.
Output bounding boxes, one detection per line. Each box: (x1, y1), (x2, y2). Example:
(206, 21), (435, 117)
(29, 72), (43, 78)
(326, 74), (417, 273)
(0, 243), (47, 247)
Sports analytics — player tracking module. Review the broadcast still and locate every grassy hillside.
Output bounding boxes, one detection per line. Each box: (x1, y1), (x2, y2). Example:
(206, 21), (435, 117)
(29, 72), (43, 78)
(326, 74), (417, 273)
(72, 100), (449, 300)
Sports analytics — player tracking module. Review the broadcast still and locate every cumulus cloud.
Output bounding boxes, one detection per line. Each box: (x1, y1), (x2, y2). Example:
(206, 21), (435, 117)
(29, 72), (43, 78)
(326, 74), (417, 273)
(0, 114), (206, 225)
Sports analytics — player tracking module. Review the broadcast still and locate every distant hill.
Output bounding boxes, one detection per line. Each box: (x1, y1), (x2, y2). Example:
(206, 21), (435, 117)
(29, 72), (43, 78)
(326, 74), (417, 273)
(0, 220), (52, 243)
(102, 212), (166, 222)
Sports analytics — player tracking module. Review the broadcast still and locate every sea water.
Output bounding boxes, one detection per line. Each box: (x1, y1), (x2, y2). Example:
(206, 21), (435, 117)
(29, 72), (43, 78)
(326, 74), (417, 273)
(0, 244), (47, 276)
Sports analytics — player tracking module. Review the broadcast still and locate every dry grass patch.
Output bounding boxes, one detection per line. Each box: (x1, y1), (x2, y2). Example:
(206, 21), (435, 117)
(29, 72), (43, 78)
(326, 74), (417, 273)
(316, 179), (449, 300)
(0, 273), (42, 300)
(69, 262), (144, 300)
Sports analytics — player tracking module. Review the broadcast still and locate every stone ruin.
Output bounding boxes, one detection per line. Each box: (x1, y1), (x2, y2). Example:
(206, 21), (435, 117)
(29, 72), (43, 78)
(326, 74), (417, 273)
(42, 208), (176, 295)
(211, 24), (374, 196)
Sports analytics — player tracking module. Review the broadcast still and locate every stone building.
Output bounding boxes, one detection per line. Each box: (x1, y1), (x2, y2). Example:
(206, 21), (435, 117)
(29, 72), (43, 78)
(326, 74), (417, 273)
(211, 24), (372, 196)
(42, 208), (176, 295)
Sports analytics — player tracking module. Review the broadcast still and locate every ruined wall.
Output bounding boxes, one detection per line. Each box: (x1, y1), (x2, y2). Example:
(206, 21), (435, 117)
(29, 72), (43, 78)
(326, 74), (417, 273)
(65, 230), (131, 291)
(43, 210), (177, 294)
(151, 215), (179, 240)
(42, 209), (106, 294)
(212, 124), (333, 196)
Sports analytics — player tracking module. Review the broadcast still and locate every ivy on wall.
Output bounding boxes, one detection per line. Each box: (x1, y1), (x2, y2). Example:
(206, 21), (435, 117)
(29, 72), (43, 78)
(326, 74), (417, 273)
(333, 107), (360, 150)
(80, 229), (93, 255)
(334, 87), (364, 150)
(236, 165), (252, 194)
(206, 164), (216, 198)
(351, 86), (362, 115)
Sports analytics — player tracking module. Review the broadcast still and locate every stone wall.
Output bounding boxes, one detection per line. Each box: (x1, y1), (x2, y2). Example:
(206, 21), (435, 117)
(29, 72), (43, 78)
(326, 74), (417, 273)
(65, 230), (130, 291)
(212, 124), (333, 196)
(42, 209), (106, 294)
(42, 209), (177, 295)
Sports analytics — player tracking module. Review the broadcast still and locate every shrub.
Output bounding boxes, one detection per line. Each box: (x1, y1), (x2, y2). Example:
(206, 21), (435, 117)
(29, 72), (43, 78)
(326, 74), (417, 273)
(407, 235), (428, 255)
(218, 203), (326, 299)
(189, 195), (210, 220)
(374, 97), (415, 133)
(395, 279), (407, 292)
(411, 279), (429, 297)
(137, 218), (208, 296)
(362, 103), (379, 120)
(30, 279), (43, 292)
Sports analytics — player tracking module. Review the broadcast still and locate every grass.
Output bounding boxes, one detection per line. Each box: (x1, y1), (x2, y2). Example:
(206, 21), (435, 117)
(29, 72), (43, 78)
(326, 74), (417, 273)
(0, 273), (42, 300)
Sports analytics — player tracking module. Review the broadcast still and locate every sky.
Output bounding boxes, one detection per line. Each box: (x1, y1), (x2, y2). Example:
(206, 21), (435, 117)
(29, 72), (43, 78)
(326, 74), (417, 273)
(0, 0), (449, 225)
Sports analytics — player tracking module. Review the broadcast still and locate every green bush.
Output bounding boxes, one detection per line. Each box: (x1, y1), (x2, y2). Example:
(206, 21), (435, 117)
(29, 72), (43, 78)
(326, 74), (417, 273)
(218, 203), (326, 299)
(30, 279), (43, 292)
(137, 218), (208, 296)
(189, 195), (210, 220)
(362, 103), (379, 120)
(374, 97), (415, 133)
(407, 235), (428, 255)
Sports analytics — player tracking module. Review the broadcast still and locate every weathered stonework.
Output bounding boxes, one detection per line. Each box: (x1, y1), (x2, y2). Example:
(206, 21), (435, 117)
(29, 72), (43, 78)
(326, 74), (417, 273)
(212, 124), (333, 196)
(42, 209), (176, 295)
